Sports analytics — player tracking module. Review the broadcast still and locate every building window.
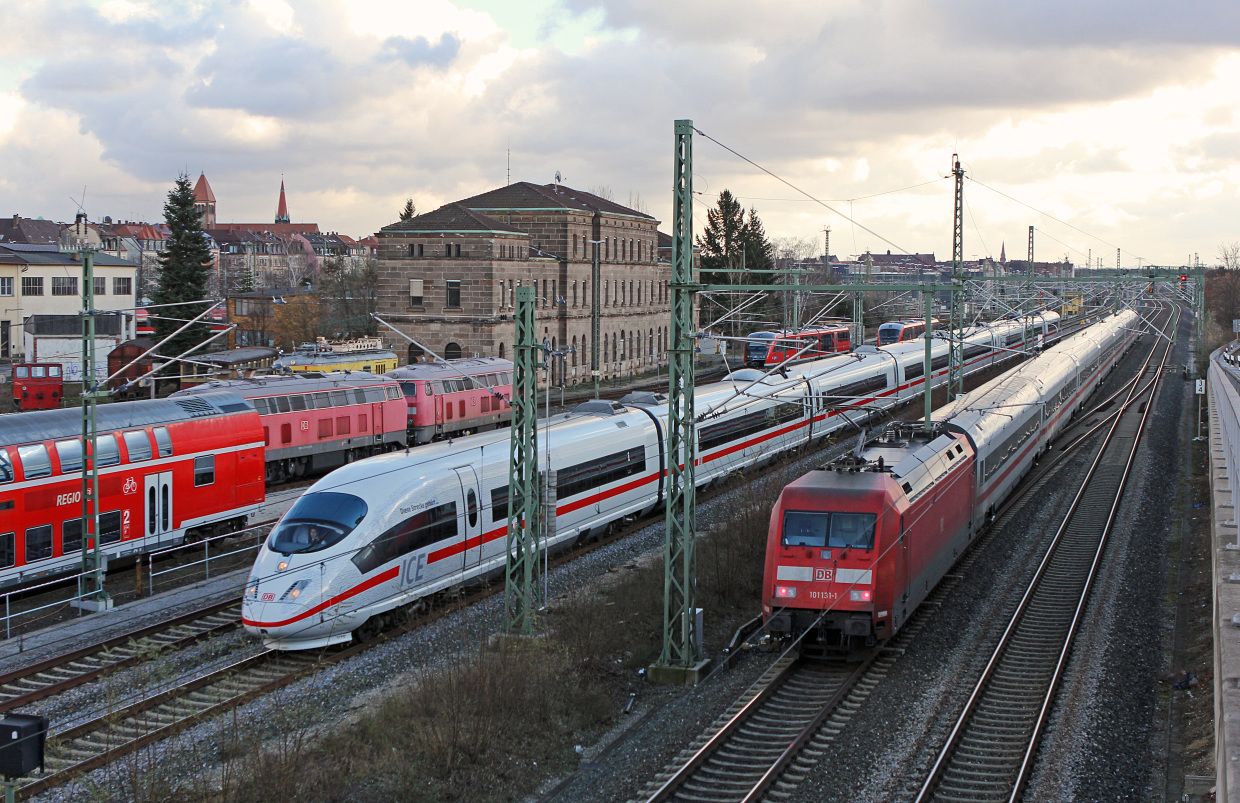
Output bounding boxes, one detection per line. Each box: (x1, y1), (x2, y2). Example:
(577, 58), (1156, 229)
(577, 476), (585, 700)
(21, 276), (43, 296)
(409, 278), (424, 307)
(0, 277), (11, 296)
(445, 243), (451, 257)
(113, 277), (132, 296)
(52, 276), (78, 296)
(93, 277), (107, 296)
(453, 243), (461, 257)
(446, 280), (461, 308)
(572, 281), (578, 307)
(445, 342), (463, 359)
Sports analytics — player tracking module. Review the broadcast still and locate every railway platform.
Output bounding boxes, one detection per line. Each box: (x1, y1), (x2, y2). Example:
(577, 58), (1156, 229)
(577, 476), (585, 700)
(0, 567), (247, 673)
(1208, 346), (1240, 801)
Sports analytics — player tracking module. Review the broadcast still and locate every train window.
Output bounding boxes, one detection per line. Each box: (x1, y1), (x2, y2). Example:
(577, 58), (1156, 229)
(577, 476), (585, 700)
(491, 487), (509, 521)
(96, 435), (119, 467)
(904, 360), (924, 381)
(63, 519), (83, 554)
(0, 451), (12, 484)
(281, 423), (292, 444)
(14, 367), (28, 378)
(365, 387), (385, 403)
(557, 446), (645, 499)
(424, 383), (434, 396)
(467, 489), (478, 527)
(290, 395), (307, 412)
(275, 396), (292, 413)
(351, 501), (458, 575)
(319, 419), (333, 439)
(100, 511), (121, 544)
(331, 390), (349, 407)
(25, 524), (52, 562)
(56, 439), (83, 473)
(770, 402), (801, 426)
(0, 532), (12, 569)
(252, 398), (270, 415)
(458, 400), (465, 418)
(780, 511), (876, 550)
(337, 416), (351, 435)
(266, 491), (362, 561)
(481, 397), (490, 413)
(386, 386), (403, 401)
(399, 382), (418, 398)
(194, 455), (215, 486)
(700, 411), (767, 451)
(17, 444), (51, 479)
(353, 389), (367, 404)
(123, 431), (153, 462)
(931, 354), (950, 371)
(153, 427), (172, 457)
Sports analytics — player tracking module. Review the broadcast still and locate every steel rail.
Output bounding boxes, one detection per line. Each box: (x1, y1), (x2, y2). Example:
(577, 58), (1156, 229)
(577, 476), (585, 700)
(914, 304), (1178, 802)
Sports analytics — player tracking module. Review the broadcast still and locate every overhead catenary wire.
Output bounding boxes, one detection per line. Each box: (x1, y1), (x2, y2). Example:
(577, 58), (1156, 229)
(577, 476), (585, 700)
(692, 127), (916, 257)
(734, 177), (947, 205)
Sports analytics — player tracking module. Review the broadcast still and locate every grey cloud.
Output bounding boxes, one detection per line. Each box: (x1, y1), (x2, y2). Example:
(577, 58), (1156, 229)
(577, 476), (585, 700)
(380, 34), (462, 69)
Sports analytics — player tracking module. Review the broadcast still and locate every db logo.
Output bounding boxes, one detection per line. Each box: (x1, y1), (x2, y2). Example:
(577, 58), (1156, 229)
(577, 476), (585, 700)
(300, 421), (309, 431)
(261, 593), (276, 602)
(122, 477), (137, 495)
(814, 567), (834, 582)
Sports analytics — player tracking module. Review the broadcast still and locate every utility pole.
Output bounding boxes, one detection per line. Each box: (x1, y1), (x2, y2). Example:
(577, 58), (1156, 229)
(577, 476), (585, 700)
(62, 220), (111, 612)
(1116, 248), (1121, 271)
(922, 288), (934, 429)
(651, 119), (706, 684)
(504, 286), (539, 634)
(823, 225), (830, 261)
(948, 154), (966, 400)
(590, 219), (602, 398)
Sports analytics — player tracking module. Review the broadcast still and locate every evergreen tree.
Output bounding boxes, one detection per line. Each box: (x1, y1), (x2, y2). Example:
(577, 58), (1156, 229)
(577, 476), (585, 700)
(399, 198), (417, 221)
(153, 173), (213, 364)
(742, 207), (775, 273)
(696, 190), (746, 286)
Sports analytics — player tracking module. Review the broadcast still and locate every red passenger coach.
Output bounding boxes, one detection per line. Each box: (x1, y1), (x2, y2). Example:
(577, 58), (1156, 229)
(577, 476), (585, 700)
(762, 425), (976, 652)
(175, 372), (408, 483)
(386, 358), (513, 445)
(10, 363), (64, 411)
(0, 392), (265, 588)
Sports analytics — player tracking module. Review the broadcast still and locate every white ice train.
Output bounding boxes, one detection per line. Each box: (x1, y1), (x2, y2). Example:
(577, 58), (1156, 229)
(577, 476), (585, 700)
(242, 312), (1067, 649)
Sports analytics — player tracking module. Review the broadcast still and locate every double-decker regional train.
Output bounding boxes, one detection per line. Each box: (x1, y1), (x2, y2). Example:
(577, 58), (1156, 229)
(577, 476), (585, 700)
(760, 308), (1140, 652)
(242, 312), (1064, 649)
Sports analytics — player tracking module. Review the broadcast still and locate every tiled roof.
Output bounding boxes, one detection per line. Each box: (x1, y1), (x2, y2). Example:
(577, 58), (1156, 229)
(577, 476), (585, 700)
(193, 173), (216, 203)
(379, 203), (530, 235)
(209, 222), (320, 235)
(0, 215), (64, 245)
(454, 181), (656, 220)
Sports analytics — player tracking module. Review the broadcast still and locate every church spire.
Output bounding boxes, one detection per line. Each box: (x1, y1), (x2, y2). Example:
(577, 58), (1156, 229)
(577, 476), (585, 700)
(999, 241), (1006, 263)
(275, 178), (290, 223)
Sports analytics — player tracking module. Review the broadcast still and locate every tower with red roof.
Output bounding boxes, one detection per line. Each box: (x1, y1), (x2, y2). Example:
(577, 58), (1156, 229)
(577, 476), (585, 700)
(275, 179), (290, 224)
(192, 173), (217, 226)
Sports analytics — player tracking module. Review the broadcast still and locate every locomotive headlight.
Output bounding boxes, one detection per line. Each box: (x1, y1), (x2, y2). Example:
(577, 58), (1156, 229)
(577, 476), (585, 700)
(244, 581), (258, 600)
(849, 589), (873, 602)
(774, 585), (797, 599)
(277, 560), (289, 572)
(279, 579), (311, 602)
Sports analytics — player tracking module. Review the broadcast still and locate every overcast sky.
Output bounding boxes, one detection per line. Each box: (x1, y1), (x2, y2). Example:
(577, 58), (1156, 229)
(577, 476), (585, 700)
(1, 0), (1237, 266)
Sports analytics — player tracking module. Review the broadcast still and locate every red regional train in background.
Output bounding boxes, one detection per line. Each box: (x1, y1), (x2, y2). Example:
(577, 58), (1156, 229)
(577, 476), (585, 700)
(761, 308), (1140, 654)
(876, 319), (943, 346)
(173, 373), (408, 483)
(0, 392), (265, 587)
(385, 358), (514, 444)
(745, 325), (852, 368)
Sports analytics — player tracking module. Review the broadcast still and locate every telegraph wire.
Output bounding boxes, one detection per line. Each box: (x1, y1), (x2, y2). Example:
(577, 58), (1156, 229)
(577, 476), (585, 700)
(735, 177), (947, 204)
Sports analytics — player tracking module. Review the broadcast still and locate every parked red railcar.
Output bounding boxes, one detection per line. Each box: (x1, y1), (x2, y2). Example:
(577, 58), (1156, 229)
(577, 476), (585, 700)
(744, 325), (851, 368)
(385, 358), (513, 445)
(10, 363), (64, 411)
(174, 372), (408, 482)
(0, 391), (265, 587)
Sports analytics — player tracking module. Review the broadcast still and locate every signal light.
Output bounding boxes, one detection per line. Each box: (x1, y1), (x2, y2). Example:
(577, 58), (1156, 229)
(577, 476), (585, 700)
(849, 589), (873, 602)
(774, 585), (797, 599)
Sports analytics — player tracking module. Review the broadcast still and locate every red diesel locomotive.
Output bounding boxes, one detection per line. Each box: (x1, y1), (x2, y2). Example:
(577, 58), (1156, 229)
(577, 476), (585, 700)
(0, 392), (265, 587)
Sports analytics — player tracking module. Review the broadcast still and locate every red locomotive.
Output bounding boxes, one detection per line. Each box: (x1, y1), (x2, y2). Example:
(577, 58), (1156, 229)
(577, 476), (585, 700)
(0, 391), (265, 587)
(385, 358), (513, 444)
(10, 363), (64, 411)
(762, 309), (1140, 653)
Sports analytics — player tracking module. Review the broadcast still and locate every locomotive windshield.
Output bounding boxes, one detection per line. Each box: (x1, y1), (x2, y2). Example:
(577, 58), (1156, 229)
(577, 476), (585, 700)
(781, 511), (876, 550)
(268, 492), (369, 555)
(746, 332), (776, 362)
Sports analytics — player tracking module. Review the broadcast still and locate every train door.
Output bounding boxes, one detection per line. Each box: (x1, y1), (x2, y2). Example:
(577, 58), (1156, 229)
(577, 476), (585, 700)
(452, 466), (482, 568)
(143, 471), (173, 540)
(434, 392), (444, 436)
(371, 399), (384, 446)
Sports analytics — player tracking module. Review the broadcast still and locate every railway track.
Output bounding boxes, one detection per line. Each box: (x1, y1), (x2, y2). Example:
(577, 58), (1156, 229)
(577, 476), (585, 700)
(913, 305), (1178, 802)
(0, 601), (241, 711)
